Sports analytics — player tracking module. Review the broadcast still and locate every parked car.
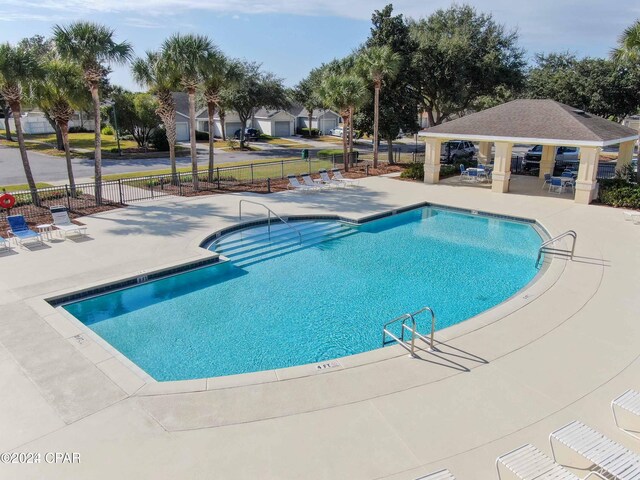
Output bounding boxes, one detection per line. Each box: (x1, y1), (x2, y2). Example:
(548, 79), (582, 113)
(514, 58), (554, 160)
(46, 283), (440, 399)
(522, 145), (580, 171)
(233, 128), (260, 140)
(329, 127), (343, 137)
(440, 140), (476, 163)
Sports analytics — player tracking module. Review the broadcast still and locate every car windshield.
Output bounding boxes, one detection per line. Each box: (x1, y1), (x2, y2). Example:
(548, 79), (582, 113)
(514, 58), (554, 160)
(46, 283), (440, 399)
(531, 145), (542, 152)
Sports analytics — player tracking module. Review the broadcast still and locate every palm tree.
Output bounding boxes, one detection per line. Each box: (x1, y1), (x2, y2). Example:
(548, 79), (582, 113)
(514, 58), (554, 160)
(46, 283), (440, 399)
(612, 19), (640, 182)
(162, 34), (215, 191)
(319, 74), (367, 172)
(0, 43), (40, 204)
(53, 22), (132, 204)
(132, 51), (180, 182)
(199, 50), (229, 182)
(357, 46), (401, 168)
(33, 60), (88, 194)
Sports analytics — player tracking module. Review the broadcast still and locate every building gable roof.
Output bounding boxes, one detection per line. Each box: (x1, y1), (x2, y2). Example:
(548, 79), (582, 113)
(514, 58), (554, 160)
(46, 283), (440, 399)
(419, 99), (638, 147)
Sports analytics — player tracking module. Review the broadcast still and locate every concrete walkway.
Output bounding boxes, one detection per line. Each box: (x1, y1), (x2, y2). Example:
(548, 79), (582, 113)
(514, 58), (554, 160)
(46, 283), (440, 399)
(0, 176), (639, 479)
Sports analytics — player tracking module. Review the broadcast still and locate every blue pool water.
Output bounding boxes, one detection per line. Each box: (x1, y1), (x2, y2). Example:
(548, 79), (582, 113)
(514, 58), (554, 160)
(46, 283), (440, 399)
(63, 207), (542, 381)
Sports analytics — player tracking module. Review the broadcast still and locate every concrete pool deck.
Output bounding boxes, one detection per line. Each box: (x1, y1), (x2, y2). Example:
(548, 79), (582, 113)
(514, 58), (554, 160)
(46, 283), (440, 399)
(1, 175), (639, 479)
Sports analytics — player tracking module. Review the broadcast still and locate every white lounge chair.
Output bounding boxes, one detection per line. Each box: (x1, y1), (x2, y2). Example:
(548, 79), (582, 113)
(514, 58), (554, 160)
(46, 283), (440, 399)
(497, 443), (605, 479)
(50, 206), (87, 239)
(287, 175), (316, 192)
(550, 420), (640, 479)
(622, 211), (640, 224)
(301, 174), (327, 190)
(318, 169), (344, 187)
(0, 234), (11, 251)
(330, 168), (359, 186)
(612, 389), (640, 440)
(415, 468), (456, 479)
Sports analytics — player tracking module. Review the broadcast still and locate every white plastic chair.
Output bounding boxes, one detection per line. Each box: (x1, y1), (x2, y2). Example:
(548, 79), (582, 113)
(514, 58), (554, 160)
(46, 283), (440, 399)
(301, 174), (327, 190)
(330, 168), (359, 186)
(50, 206), (87, 239)
(550, 420), (640, 479)
(612, 389), (640, 440)
(287, 175), (316, 192)
(497, 443), (605, 479)
(318, 169), (344, 187)
(415, 468), (456, 480)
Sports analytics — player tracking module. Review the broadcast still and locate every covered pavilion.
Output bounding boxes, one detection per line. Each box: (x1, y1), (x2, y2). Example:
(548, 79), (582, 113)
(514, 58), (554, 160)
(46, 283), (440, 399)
(418, 99), (638, 204)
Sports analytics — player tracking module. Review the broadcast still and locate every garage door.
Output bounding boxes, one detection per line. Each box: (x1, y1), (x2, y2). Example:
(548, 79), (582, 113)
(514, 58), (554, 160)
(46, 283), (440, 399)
(176, 123), (189, 142)
(226, 122), (242, 138)
(319, 118), (338, 135)
(274, 121), (291, 137)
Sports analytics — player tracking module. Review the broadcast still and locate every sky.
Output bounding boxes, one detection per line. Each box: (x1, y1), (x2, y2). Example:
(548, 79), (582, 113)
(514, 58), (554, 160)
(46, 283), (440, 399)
(1, 0), (639, 91)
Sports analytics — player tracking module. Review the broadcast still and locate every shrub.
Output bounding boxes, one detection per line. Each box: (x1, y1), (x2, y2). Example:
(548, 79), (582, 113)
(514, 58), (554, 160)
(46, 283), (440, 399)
(195, 130), (209, 141)
(101, 125), (114, 135)
(12, 188), (84, 207)
(68, 126), (89, 133)
(297, 127), (320, 137)
(599, 179), (640, 209)
(149, 127), (169, 151)
(109, 147), (119, 153)
(400, 162), (423, 180)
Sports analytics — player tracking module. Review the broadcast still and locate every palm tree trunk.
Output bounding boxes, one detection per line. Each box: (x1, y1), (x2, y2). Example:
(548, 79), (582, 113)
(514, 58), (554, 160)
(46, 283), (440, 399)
(348, 108), (354, 168)
(373, 83), (380, 169)
(11, 104), (40, 206)
(60, 122), (76, 195)
(188, 88), (198, 191)
(220, 110), (226, 141)
(308, 110), (313, 136)
(163, 111), (177, 184)
(90, 84), (103, 205)
(207, 103), (215, 183)
(2, 103), (12, 141)
(342, 115), (349, 172)
(387, 138), (393, 164)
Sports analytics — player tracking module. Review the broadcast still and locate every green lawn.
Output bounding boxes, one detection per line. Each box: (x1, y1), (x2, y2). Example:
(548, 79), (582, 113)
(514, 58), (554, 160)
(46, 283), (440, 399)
(25, 132), (138, 151)
(1, 183), (53, 192)
(101, 157), (308, 181)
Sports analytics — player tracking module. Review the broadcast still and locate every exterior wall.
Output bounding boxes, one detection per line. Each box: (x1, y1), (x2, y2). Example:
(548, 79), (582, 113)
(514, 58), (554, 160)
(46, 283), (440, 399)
(8, 113), (96, 135)
(255, 118), (272, 136)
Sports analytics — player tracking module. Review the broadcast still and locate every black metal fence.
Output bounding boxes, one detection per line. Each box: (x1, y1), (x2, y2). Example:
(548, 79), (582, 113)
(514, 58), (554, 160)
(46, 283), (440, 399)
(0, 158), (344, 229)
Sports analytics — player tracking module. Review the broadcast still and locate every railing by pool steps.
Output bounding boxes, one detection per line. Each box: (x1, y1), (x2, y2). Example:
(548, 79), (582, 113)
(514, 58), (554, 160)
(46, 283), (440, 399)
(382, 306), (436, 356)
(238, 200), (302, 245)
(535, 230), (577, 267)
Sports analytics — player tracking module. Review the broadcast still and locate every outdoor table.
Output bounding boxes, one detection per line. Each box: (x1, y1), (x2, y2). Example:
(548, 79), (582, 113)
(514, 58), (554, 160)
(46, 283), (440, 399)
(36, 224), (54, 240)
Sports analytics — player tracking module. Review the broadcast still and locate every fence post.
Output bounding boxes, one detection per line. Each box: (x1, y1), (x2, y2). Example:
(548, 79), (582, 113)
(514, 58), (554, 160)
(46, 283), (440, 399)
(149, 176), (154, 199)
(65, 185), (71, 211)
(331, 155), (335, 168)
(281, 159), (284, 179)
(178, 173), (183, 196)
(118, 179), (124, 205)
(251, 164), (254, 184)
(217, 168), (221, 189)
(267, 177), (271, 193)
(366, 164), (369, 176)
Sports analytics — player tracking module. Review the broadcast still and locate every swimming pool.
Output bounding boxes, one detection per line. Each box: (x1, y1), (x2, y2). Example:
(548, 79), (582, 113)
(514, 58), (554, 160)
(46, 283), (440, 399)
(62, 206), (543, 381)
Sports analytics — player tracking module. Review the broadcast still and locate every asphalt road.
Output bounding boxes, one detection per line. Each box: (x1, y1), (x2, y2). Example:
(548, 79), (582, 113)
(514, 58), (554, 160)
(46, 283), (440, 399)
(0, 138), (424, 185)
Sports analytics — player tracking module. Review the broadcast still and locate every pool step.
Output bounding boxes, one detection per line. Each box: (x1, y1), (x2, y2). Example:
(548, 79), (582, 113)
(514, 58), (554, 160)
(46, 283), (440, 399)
(212, 221), (320, 250)
(234, 228), (357, 268)
(212, 221), (356, 268)
(213, 221), (335, 255)
(217, 223), (347, 258)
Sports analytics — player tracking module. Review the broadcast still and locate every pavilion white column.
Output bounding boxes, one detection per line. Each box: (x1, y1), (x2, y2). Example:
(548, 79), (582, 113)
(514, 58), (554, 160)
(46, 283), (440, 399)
(423, 138), (442, 184)
(478, 141), (492, 164)
(538, 145), (556, 178)
(574, 146), (601, 205)
(491, 142), (513, 193)
(617, 140), (634, 170)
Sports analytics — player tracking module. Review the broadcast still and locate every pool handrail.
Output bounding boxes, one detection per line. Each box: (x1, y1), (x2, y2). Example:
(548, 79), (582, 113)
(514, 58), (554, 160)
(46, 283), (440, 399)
(382, 306), (437, 356)
(535, 230), (576, 267)
(238, 200), (302, 244)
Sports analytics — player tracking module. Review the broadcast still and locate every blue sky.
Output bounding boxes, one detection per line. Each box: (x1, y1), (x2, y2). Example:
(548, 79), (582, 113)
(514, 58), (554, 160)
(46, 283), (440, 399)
(1, 0), (639, 90)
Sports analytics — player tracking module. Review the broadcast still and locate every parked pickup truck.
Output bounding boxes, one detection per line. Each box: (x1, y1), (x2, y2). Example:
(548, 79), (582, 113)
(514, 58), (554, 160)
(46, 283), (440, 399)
(522, 145), (580, 171)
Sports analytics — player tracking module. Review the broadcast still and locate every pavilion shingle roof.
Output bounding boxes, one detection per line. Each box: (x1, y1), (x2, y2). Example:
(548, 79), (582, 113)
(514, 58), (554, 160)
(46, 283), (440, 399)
(421, 99), (637, 145)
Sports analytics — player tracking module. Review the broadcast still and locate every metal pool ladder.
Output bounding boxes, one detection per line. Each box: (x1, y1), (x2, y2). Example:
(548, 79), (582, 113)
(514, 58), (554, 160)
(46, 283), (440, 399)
(535, 230), (577, 267)
(238, 199), (302, 244)
(382, 306), (436, 356)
